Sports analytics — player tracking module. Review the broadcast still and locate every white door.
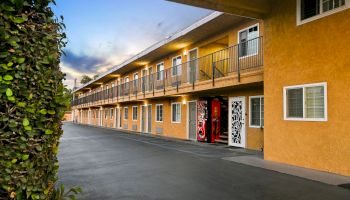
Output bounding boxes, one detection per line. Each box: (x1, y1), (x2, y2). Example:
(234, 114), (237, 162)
(141, 106), (146, 133)
(188, 101), (197, 140)
(115, 108), (119, 128)
(228, 97), (246, 148)
(147, 105), (152, 133)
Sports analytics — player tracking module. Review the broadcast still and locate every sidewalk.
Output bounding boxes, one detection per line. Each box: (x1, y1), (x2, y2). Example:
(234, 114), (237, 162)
(222, 152), (350, 187)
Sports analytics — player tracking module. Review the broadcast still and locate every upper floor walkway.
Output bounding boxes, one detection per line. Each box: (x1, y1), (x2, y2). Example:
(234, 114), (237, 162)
(72, 36), (263, 109)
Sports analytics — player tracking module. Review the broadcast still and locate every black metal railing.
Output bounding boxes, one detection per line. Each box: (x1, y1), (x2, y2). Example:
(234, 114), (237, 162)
(71, 37), (263, 106)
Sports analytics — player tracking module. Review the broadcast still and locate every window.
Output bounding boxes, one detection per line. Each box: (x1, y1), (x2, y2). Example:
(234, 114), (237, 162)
(171, 103), (181, 123)
(124, 77), (129, 91)
(133, 73), (139, 90)
(172, 56), (182, 76)
(249, 96), (264, 128)
(298, 0), (347, 24)
(284, 82), (327, 121)
(104, 109), (108, 119)
(132, 106), (138, 121)
(156, 104), (163, 122)
(110, 108), (114, 119)
(238, 24), (259, 57)
(124, 107), (128, 120)
(156, 63), (164, 81)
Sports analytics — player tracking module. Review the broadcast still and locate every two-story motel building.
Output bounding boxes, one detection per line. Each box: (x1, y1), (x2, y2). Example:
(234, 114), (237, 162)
(72, 0), (350, 177)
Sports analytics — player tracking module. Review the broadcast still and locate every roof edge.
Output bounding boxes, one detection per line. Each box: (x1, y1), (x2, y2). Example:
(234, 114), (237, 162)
(73, 11), (223, 93)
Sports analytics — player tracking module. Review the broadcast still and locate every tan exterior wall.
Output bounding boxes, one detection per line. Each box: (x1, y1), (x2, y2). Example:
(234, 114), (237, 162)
(112, 85), (263, 150)
(264, 0), (350, 176)
(63, 112), (72, 121)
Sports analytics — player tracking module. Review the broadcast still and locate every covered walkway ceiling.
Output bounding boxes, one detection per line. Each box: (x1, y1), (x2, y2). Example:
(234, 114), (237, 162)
(168, 0), (270, 19)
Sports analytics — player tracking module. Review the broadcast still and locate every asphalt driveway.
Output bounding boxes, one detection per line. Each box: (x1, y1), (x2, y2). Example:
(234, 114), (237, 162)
(58, 123), (350, 200)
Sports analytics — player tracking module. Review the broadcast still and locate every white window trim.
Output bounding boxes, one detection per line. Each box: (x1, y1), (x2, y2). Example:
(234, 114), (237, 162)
(171, 55), (182, 77)
(249, 95), (264, 128)
(237, 23), (260, 59)
(171, 102), (182, 123)
(132, 106), (138, 121)
(124, 107), (128, 120)
(297, 0), (350, 26)
(283, 82), (328, 121)
(155, 104), (163, 122)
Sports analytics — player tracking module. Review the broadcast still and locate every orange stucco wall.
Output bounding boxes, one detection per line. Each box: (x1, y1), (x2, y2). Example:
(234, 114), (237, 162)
(113, 85), (264, 150)
(264, 0), (350, 176)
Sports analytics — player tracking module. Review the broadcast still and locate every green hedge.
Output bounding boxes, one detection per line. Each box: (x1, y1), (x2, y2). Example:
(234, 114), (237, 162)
(0, 0), (69, 199)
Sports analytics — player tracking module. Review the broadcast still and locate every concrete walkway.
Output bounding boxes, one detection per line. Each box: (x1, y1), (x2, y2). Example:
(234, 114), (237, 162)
(59, 123), (350, 200)
(223, 154), (350, 186)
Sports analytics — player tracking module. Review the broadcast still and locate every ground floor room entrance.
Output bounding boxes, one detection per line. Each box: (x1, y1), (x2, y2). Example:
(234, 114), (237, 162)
(141, 105), (147, 133)
(115, 107), (119, 128)
(188, 101), (197, 140)
(228, 96), (246, 148)
(147, 104), (152, 133)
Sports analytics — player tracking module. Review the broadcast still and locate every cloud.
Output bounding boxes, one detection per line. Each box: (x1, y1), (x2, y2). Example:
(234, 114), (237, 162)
(60, 48), (138, 89)
(61, 50), (106, 73)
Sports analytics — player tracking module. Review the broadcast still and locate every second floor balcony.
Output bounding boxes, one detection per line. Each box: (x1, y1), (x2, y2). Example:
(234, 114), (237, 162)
(72, 37), (264, 108)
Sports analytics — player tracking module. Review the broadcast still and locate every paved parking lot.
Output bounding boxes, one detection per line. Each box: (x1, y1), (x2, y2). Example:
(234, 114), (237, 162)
(58, 123), (350, 200)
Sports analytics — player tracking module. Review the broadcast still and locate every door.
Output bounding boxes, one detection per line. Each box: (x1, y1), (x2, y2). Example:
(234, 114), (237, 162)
(141, 106), (146, 132)
(188, 101), (197, 140)
(88, 110), (91, 125)
(188, 48), (198, 83)
(115, 108), (119, 128)
(98, 110), (102, 126)
(228, 97), (246, 148)
(147, 105), (152, 133)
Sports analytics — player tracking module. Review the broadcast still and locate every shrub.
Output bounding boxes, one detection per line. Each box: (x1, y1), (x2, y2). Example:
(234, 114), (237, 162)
(0, 0), (69, 199)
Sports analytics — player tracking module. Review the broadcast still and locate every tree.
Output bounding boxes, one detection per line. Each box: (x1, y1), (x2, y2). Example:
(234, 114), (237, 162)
(0, 0), (71, 199)
(93, 74), (99, 80)
(80, 75), (92, 84)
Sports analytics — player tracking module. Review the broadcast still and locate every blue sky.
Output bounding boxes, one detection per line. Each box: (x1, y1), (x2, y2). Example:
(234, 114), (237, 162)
(52, 0), (212, 88)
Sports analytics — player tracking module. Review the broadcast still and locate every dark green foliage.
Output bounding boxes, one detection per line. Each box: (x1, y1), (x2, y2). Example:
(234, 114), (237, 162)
(80, 75), (92, 85)
(0, 0), (69, 199)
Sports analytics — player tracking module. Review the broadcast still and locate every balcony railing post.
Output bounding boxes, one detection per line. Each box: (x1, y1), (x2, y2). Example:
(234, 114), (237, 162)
(176, 67), (179, 93)
(117, 85), (119, 102)
(237, 43), (241, 82)
(128, 82), (130, 100)
(192, 63), (195, 90)
(163, 71), (165, 94)
(212, 54), (215, 86)
(152, 74), (155, 96)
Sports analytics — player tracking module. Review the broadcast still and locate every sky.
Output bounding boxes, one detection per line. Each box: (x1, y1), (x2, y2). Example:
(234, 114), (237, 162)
(52, 0), (212, 88)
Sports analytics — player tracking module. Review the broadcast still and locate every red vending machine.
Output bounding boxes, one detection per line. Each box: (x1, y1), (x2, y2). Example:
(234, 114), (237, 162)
(211, 98), (221, 143)
(197, 100), (208, 142)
